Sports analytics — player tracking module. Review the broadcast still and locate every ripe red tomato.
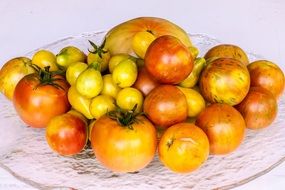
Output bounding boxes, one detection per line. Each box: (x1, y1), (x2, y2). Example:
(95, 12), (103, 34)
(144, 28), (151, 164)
(144, 35), (194, 84)
(235, 87), (277, 129)
(46, 111), (88, 156)
(91, 112), (157, 173)
(132, 67), (159, 96)
(195, 103), (245, 155)
(248, 60), (285, 99)
(159, 123), (209, 173)
(199, 58), (250, 106)
(13, 67), (70, 128)
(143, 85), (188, 128)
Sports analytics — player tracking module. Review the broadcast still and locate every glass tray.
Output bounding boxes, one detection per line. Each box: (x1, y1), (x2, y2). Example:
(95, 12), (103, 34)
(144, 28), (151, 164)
(0, 32), (284, 190)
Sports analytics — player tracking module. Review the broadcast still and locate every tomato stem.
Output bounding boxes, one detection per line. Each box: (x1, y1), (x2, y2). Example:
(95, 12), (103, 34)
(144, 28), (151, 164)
(88, 39), (108, 58)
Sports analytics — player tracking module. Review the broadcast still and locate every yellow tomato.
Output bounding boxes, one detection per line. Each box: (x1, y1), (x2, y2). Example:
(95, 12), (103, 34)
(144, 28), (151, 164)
(56, 46), (86, 68)
(116, 87), (143, 112)
(68, 86), (93, 119)
(112, 59), (138, 88)
(108, 54), (131, 73)
(90, 95), (116, 119)
(87, 40), (110, 72)
(66, 62), (88, 85)
(101, 74), (121, 98)
(132, 31), (156, 59)
(32, 50), (58, 71)
(178, 87), (206, 117)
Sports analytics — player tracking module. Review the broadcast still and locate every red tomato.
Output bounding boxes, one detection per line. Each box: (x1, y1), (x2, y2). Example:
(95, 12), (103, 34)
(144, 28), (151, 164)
(144, 35), (194, 84)
(13, 67), (70, 128)
(46, 111), (87, 156)
(235, 87), (277, 129)
(91, 113), (157, 173)
(143, 85), (188, 128)
(195, 103), (245, 155)
(132, 67), (159, 96)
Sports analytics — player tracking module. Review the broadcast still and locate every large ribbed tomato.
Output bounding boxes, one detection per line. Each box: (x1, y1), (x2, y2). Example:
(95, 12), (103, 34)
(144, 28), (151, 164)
(144, 35), (194, 84)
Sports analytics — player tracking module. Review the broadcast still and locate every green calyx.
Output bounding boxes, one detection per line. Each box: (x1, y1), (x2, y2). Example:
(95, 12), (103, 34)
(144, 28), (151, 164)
(88, 39), (108, 59)
(29, 64), (65, 90)
(107, 105), (145, 130)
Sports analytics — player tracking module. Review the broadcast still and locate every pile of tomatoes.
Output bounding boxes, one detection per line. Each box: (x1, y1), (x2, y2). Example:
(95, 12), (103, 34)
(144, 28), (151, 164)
(0, 21), (284, 175)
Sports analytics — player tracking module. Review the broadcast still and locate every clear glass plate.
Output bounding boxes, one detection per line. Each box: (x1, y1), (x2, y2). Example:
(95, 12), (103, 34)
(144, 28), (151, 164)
(0, 31), (284, 190)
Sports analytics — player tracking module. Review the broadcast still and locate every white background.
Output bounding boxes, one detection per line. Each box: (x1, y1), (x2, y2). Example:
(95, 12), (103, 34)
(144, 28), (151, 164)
(0, 0), (285, 189)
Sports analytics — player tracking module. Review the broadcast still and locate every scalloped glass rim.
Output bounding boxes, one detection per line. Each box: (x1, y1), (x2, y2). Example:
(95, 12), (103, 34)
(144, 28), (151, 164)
(0, 31), (284, 190)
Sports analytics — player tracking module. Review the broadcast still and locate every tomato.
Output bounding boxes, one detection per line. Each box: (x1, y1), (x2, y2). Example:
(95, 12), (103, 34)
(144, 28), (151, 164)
(131, 31), (156, 59)
(199, 58), (250, 106)
(101, 74), (121, 98)
(108, 53), (131, 73)
(248, 60), (285, 99)
(32, 50), (58, 71)
(204, 44), (249, 65)
(195, 103), (245, 155)
(179, 57), (206, 88)
(158, 123), (209, 173)
(0, 57), (34, 100)
(75, 66), (103, 98)
(144, 35), (194, 84)
(112, 59), (138, 88)
(68, 86), (93, 119)
(235, 87), (277, 129)
(66, 62), (88, 85)
(46, 111), (87, 156)
(188, 46), (199, 59)
(90, 110), (157, 173)
(90, 95), (116, 119)
(116, 87), (143, 113)
(178, 87), (206, 117)
(56, 46), (86, 68)
(132, 67), (159, 96)
(143, 85), (188, 129)
(87, 40), (110, 72)
(13, 67), (70, 128)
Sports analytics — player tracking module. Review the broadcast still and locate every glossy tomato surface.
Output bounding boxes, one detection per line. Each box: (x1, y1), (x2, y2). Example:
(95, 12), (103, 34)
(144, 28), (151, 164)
(13, 73), (70, 128)
(145, 35), (194, 84)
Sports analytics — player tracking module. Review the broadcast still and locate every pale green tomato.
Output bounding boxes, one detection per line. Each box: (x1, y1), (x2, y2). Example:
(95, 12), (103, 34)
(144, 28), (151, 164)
(68, 86), (93, 119)
(101, 74), (121, 98)
(116, 87), (143, 112)
(90, 95), (116, 119)
(112, 59), (138, 88)
(108, 54), (131, 73)
(76, 68), (103, 98)
(66, 62), (88, 85)
(56, 46), (86, 68)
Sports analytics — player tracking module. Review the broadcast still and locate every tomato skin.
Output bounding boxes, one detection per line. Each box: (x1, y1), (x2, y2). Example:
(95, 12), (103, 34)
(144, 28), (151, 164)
(144, 35), (194, 84)
(199, 58), (250, 106)
(159, 123), (209, 173)
(248, 60), (285, 99)
(235, 87), (277, 129)
(131, 31), (156, 58)
(91, 115), (157, 173)
(143, 85), (188, 128)
(13, 74), (70, 128)
(116, 87), (143, 112)
(46, 112), (87, 156)
(0, 57), (34, 100)
(195, 103), (245, 155)
(32, 50), (58, 71)
(133, 67), (159, 96)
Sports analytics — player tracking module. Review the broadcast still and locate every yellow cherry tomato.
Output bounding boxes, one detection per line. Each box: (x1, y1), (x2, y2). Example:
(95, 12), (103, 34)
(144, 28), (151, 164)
(178, 87), (206, 117)
(68, 86), (93, 119)
(112, 59), (138, 88)
(56, 46), (86, 68)
(76, 67), (103, 98)
(108, 54), (131, 73)
(90, 95), (116, 119)
(101, 74), (121, 98)
(132, 31), (156, 59)
(66, 62), (88, 85)
(87, 40), (110, 72)
(32, 50), (58, 71)
(116, 87), (143, 112)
